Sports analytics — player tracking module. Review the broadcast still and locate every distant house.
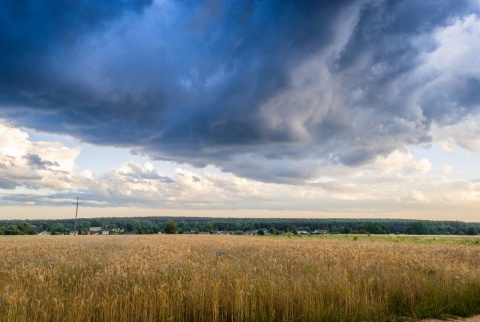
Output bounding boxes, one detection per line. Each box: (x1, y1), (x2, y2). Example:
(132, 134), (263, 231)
(37, 231), (51, 236)
(102, 230), (109, 235)
(313, 229), (329, 234)
(245, 230), (258, 235)
(110, 228), (123, 234)
(297, 231), (310, 235)
(69, 230), (79, 236)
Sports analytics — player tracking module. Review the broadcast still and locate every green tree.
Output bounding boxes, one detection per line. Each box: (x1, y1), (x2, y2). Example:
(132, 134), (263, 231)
(358, 222), (389, 234)
(101, 221), (110, 231)
(126, 222), (134, 232)
(51, 223), (68, 235)
(407, 221), (430, 235)
(467, 226), (478, 235)
(5, 225), (21, 235)
(164, 221), (177, 234)
(17, 222), (37, 235)
(79, 221), (91, 235)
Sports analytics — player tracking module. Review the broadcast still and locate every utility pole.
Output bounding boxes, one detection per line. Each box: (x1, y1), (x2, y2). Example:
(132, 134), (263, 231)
(73, 197), (82, 236)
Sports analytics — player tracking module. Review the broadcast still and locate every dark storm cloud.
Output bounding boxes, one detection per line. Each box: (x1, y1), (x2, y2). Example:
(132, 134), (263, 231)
(0, 0), (151, 94)
(1, 0), (480, 183)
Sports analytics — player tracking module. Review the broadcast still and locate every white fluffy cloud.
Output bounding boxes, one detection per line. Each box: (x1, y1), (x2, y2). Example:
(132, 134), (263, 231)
(0, 122), (87, 191)
(431, 117), (480, 153)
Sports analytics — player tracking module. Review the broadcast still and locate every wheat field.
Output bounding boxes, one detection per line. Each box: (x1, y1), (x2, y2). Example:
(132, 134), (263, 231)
(1, 235), (479, 321)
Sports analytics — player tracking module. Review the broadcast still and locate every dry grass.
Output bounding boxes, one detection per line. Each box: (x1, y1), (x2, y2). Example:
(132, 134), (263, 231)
(1, 235), (479, 321)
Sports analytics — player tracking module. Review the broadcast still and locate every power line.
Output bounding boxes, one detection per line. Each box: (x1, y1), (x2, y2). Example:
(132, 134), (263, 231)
(73, 197), (82, 236)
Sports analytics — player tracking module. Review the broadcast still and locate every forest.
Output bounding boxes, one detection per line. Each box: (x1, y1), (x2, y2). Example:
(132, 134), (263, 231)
(0, 217), (479, 236)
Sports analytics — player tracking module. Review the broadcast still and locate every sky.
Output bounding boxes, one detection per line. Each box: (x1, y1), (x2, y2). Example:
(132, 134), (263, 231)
(1, 0), (480, 221)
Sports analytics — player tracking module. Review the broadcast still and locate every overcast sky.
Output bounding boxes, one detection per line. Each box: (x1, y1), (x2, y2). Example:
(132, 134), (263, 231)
(1, 0), (480, 221)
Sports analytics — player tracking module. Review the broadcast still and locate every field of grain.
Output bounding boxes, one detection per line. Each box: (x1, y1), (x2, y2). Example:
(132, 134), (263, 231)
(1, 235), (479, 321)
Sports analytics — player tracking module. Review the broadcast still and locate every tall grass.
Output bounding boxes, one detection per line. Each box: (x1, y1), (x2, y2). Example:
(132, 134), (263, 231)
(0, 235), (479, 321)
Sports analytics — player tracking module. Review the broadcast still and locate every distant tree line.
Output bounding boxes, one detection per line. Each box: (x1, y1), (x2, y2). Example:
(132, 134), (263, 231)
(0, 217), (479, 236)
(0, 222), (37, 235)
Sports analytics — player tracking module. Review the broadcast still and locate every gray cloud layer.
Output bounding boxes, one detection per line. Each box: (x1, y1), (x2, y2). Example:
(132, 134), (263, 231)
(1, 0), (480, 183)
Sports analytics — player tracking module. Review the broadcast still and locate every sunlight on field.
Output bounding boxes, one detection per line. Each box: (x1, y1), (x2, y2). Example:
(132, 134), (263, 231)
(1, 235), (479, 321)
